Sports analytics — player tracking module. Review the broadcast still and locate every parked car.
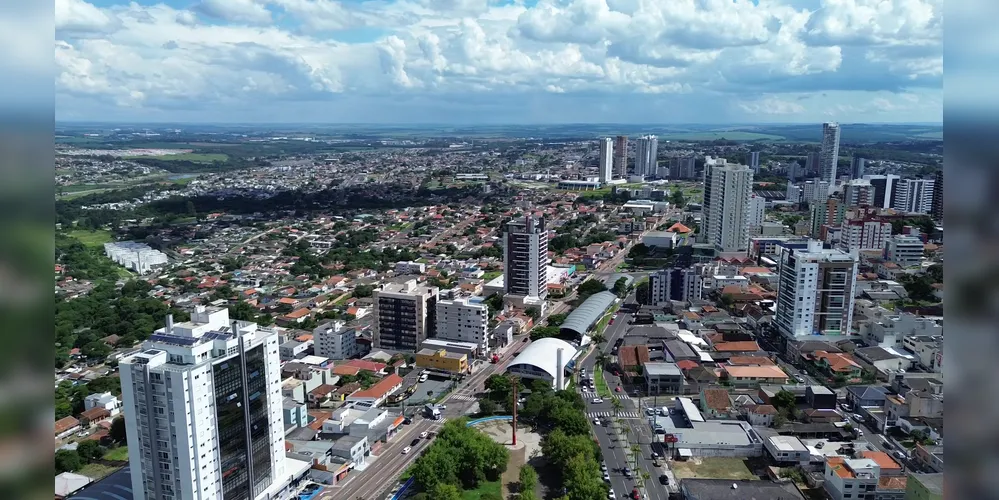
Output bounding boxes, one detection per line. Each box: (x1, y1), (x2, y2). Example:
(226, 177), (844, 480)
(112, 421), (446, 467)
(410, 438), (421, 447)
(402, 446), (412, 454)
(659, 474), (670, 485)
(592, 397), (604, 404)
(420, 431), (428, 439)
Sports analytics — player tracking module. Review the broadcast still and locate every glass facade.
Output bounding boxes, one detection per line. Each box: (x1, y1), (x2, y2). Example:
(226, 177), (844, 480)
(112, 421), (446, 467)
(214, 356), (250, 499)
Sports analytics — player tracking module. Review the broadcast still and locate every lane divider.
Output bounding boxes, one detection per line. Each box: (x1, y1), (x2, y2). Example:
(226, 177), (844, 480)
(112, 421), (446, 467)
(391, 416), (515, 499)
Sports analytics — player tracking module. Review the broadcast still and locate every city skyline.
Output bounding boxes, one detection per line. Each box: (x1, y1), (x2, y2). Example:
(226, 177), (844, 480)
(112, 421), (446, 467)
(56, 0), (943, 123)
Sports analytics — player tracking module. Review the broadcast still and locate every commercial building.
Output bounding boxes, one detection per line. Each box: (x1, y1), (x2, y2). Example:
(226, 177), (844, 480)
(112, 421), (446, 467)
(702, 158), (754, 252)
(119, 307), (289, 500)
(775, 241), (859, 339)
(644, 362), (684, 395)
(614, 135), (628, 177)
(559, 291), (617, 339)
(415, 348), (469, 374)
(650, 398), (765, 457)
(886, 235), (924, 268)
(843, 179), (874, 207)
(840, 218), (893, 252)
(598, 137), (613, 183)
(649, 267), (703, 305)
(635, 135), (658, 178)
(893, 178), (935, 214)
(506, 338), (577, 390)
(503, 215), (549, 312)
(435, 297), (489, 354)
(864, 174), (901, 209)
(764, 435), (811, 464)
(103, 241), (169, 274)
(314, 321), (357, 360)
(930, 170), (943, 222)
(372, 279), (439, 352)
(820, 122), (842, 183)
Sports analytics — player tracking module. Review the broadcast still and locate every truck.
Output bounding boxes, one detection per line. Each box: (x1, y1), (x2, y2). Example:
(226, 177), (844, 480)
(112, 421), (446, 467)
(424, 404), (442, 420)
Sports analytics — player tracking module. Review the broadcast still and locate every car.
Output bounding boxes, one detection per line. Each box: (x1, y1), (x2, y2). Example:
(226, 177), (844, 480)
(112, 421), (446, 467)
(523, 337), (529, 342)
(852, 413), (864, 422)
(600, 464), (608, 472)
(609, 319), (614, 325)
(651, 451), (660, 459)
(659, 474), (669, 485)
(402, 446), (412, 454)
(420, 431), (428, 439)
(795, 375), (805, 383)
(615, 386), (622, 392)
(652, 458), (662, 467)
(410, 438), (421, 447)
(623, 467), (632, 478)
(630, 488), (642, 499)
(607, 490), (615, 499)
(592, 397), (604, 404)
(439, 405), (446, 410)
(603, 472), (611, 482)
(645, 408), (655, 416)
(856, 429), (864, 436)
(893, 450), (907, 460)
(816, 441), (825, 449)
(403, 417), (413, 425)
(594, 417), (601, 425)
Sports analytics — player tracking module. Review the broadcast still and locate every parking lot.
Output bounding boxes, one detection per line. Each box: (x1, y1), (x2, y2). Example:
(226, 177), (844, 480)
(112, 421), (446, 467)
(403, 375), (455, 404)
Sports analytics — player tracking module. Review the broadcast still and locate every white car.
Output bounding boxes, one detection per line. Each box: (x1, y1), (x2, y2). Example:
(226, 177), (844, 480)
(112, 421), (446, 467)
(402, 446), (412, 454)
(603, 472), (611, 482)
(592, 397), (604, 404)
(608, 490), (615, 499)
(419, 431), (428, 439)
(600, 464), (608, 472)
(594, 417), (601, 425)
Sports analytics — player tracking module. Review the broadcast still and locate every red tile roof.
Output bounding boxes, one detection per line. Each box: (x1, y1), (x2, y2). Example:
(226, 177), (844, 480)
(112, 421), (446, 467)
(350, 374), (404, 399)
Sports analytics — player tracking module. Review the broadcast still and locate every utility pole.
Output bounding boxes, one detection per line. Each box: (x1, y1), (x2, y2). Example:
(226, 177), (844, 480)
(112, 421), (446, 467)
(512, 377), (518, 446)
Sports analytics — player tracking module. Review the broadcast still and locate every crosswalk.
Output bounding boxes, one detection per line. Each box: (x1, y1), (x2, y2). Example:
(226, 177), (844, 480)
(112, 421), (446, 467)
(580, 390), (632, 401)
(588, 411), (641, 419)
(448, 393), (477, 402)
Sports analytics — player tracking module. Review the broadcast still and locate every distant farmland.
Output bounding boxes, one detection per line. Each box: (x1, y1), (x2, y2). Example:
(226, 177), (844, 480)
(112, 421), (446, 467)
(659, 131), (785, 141)
(124, 153), (228, 163)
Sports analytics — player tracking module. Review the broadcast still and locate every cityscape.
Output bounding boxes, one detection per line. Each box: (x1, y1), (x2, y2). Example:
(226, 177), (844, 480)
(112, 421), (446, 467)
(52, 0), (943, 499)
(54, 121), (943, 500)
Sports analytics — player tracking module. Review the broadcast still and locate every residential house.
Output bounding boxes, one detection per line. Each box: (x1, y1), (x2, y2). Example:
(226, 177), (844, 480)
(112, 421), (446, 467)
(855, 346), (914, 375)
(746, 404), (778, 427)
(699, 388), (733, 418)
(813, 351), (863, 378)
(824, 456), (881, 500)
(847, 385), (888, 408)
(806, 385), (837, 409)
(878, 476), (908, 500)
(863, 451), (903, 477)
(78, 407), (112, 428)
(763, 435), (810, 464)
(83, 392), (122, 415)
(330, 435), (370, 468)
(912, 444), (944, 473)
(55, 416), (80, 439)
(308, 384), (338, 407)
(345, 374), (404, 406)
(720, 365), (789, 387)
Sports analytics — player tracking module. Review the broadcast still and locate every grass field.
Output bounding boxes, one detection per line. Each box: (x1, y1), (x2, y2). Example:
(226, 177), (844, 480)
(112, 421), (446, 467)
(460, 479), (502, 500)
(124, 153), (228, 163)
(671, 457), (760, 481)
(594, 364), (613, 398)
(659, 131), (785, 141)
(103, 446), (129, 461)
(68, 229), (113, 247)
(78, 463), (121, 480)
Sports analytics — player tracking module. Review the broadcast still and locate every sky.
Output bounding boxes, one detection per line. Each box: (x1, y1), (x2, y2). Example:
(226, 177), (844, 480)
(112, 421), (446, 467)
(53, 0), (944, 124)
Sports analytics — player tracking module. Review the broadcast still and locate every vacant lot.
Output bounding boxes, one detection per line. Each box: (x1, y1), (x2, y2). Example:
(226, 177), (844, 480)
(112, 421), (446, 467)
(103, 446), (129, 461)
(671, 457), (761, 481)
(68, 229), (113, 247)
(125, 153), (228, 163)
(78, 463), (120, 481)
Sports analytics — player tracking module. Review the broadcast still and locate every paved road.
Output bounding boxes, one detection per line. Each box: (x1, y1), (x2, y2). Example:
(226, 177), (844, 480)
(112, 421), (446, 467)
(322, 337), (526, 500)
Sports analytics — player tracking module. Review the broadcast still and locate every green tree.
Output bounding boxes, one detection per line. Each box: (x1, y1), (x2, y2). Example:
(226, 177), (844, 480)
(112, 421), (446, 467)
(77, 440), (104, 461)
(547, 313), (568, 327)
(563, 453), (607, 500)
(670, 189), (687, 207)
(519, 464), (539, 494)
(590, 332), (606, 345)
(484, 374), (512, 398)
(428, 483), (462, 500)
(477, 397), (498, 416)
(82, 340), (111, 360)
(529, 326), (560, 341)
(612, 277), (629, 297)
(110, 416), (127, 443)
(772, 389), (797, 414)
(55, 450), (83, 473)
(353, 284), (375, 297)
(635, 280), (649, 304)
(525, 307), (541, 320)
(718, 293), (735, 308)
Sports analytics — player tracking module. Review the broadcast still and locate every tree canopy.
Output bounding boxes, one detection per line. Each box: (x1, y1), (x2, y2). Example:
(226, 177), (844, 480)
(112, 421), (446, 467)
(410, 418), (509, 493)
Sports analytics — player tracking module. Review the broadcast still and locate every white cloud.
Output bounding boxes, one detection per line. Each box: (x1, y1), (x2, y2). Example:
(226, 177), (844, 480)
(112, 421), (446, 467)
(194, 0), (273, 24)
(738, 96), (806, 115)
(56, 0), (120, 33)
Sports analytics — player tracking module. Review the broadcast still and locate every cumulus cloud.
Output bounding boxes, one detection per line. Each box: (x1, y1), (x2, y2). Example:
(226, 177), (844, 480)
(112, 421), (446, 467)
(54, 0), (944, 122)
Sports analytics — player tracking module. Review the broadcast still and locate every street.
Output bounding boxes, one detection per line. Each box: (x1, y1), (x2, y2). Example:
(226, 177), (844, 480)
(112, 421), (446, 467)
(321, 336), (525, 500)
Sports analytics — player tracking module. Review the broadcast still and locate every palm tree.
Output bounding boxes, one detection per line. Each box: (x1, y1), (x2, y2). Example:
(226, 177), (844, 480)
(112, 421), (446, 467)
(612, 398), (623, 416)
(591, 332), (606, 345)
(594, 352), (609, 368)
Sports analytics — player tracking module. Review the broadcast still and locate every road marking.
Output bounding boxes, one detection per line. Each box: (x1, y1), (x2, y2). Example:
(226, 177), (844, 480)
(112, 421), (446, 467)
(589, 411), (640, 418)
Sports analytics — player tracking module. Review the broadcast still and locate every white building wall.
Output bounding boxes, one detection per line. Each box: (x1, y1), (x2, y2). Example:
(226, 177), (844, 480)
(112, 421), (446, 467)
(598, 138), (613, 183)
(893, 178), (935, 214)
(435, 299), (489, 351)
(704, 162), (754, 252)
(819, 122), (841, 184)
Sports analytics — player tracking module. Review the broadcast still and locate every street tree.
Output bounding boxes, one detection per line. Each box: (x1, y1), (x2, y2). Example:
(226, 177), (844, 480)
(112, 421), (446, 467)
(429, 483), (462, 500)
(563, 453), (608, 500)
(519, 464), (539, 494)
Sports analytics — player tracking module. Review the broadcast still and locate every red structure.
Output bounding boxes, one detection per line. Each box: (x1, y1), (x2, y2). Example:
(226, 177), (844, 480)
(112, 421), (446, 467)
(512, 377), (518, 446)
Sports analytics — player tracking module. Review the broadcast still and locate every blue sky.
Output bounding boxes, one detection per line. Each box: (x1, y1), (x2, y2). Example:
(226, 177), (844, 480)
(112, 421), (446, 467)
(54, 0), (943, 124)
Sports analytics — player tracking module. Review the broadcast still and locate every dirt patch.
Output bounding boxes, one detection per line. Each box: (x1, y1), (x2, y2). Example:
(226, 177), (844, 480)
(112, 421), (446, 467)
(501, 446), (527, 498)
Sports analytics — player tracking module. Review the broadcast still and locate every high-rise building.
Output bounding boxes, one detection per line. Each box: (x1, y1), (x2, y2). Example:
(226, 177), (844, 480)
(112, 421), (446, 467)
(886, 235), (924, 268)
(614, 136), (628, 177)
(748, 151), (760, 173)
(931, 169), (943, 221)
(702, 158), (754, 252)
(810, 198), (847, 239)
(893, 178), (935, 214)
(120, 307), (288, 500)
(649, 268), (703, 306)
(786, 161), (801, 182)
(746, 194), (766, 242)
(863, 174), (900, 209)
(669, 157), (696, 179)
(597, 137), (613, 183)
(819, 122), (841, 183)
(373, 279), (439, 351)
(503, 215), (549, 311)
(785, 184), (802, 204)
(635, 135), (658, 178)
(840, 218), (893, 252)
(801, 180), (831, 204)
(435, 297), (489, 354)
(775, 241), (859, 339)
(843, 179), (874, 207)
(851, 156), (866, 179)
(805, 152), (821, 176)
(314, 321), (356, 360)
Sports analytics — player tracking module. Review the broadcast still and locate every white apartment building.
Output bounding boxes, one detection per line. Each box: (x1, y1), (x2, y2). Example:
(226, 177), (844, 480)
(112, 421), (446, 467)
(775, 241), (859, 339)
(885, 235), (924, 268)
(863, 174), (901, 209)
(801, 180), (831, 204)
(598, 137), (613, 183)
(649, 268), (703, 306)
(747, 194), (766, 243)
(104, 241), (169, 274)
(314, 321), (357, 360)
(635, 135), (658, 178)
(702, 158), (754, 252)
(435, 297), (489, 353)
(503, 215), (549, 312)
(840, 219), (893, 252)
(394, 261), (426, 275)
(893, 178), (935, 214)
(785, 184), (802, 204)
(819, 122), (841, 184)
(373, 279), (439, 352)
(824, 457), (880, 500)
(119, 307), (288, 500)
(748, 151), (760, 173)
(843, 179), (874, 207)
(84, 392), (122, 415)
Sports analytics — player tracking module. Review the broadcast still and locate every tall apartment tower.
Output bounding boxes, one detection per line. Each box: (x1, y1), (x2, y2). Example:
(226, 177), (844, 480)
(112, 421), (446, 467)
(775, 241), (859, 339)
(820, 122), (841, 183)
(373, 279), (439, 351)
(702, 158), (754, 252)
(503, 215), (549, 312)
(810, 198), (847, 239)
(649, 267), (703, 306)
(748, 151), (760, 173)
(804, 152), (821, 176)
(851, 156), (866, 179)
(119, 307), (287, 500)
(843, 179), (874, 207)
(893, 178), (935, 214)
(613, 135), (628, 177)
(635, 135), (658, 178)
(598, 137), (613, 183)
(787, 161), (801, 182)
(863, 174), (901, 209)
(931, 169), (943, 221)
(840, 218), (893, 252)
(435, 297), (489, 354)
